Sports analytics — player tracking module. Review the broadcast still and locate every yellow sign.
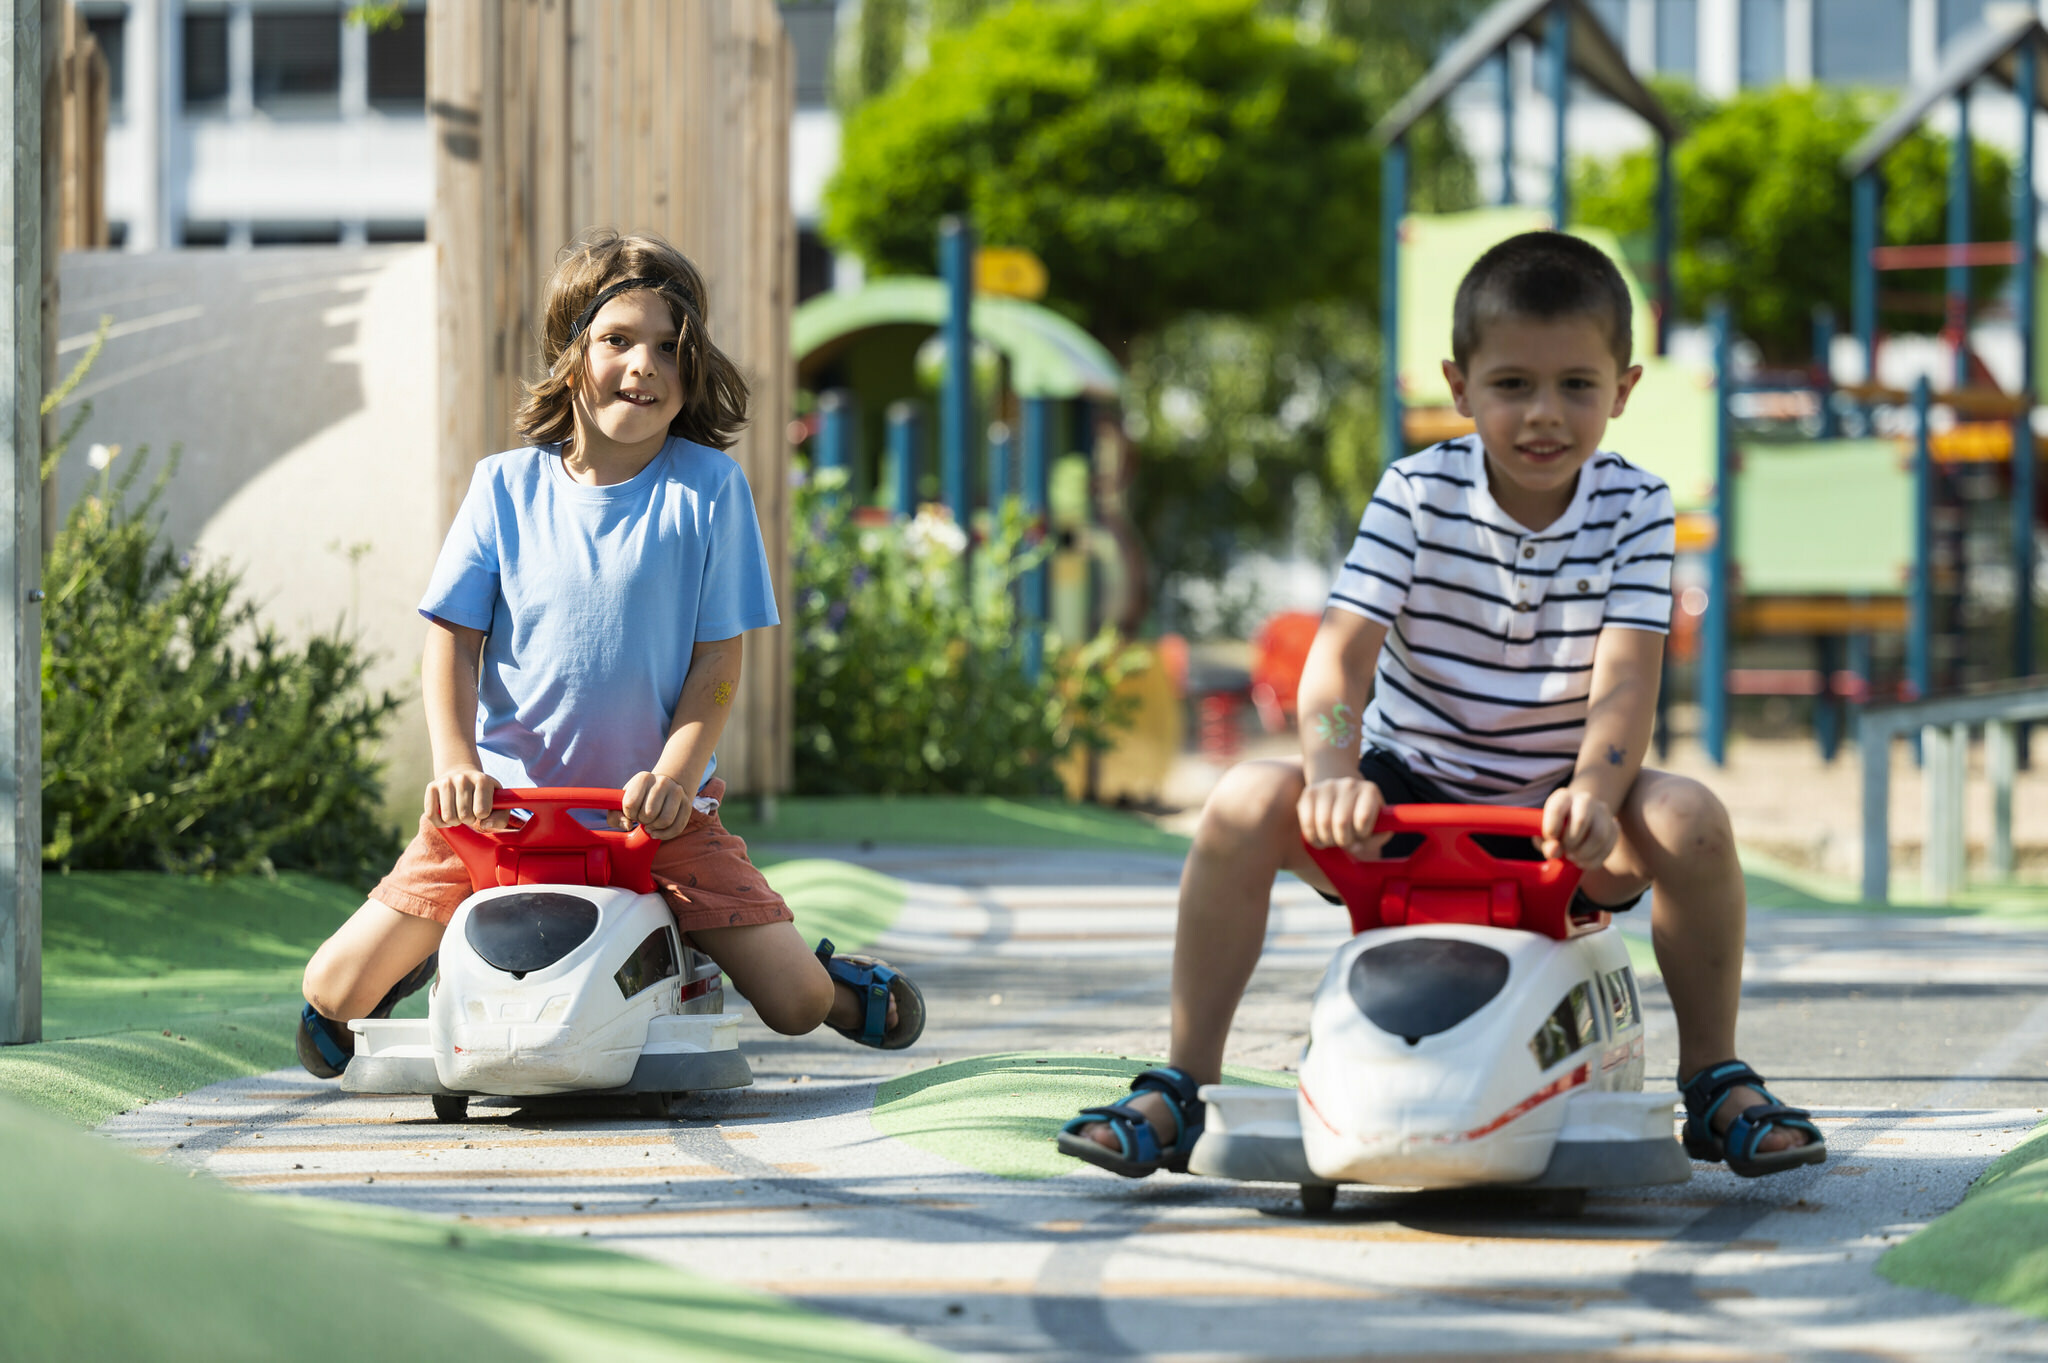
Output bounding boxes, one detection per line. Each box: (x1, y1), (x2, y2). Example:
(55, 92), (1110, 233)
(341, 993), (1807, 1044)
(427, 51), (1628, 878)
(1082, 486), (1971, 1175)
(975, 247), (1048, 300)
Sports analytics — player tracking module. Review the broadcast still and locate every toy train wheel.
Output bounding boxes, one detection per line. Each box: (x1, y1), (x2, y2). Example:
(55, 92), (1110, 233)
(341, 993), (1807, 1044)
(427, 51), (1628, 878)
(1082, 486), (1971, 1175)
(1300, 1183), (1338, 1216)
(432, 1094), (469, 1123)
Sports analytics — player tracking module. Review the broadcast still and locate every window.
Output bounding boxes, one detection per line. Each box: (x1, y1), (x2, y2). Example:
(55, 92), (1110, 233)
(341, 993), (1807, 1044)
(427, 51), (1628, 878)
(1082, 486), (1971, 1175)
(1940, 0), (1989, 51)
(182, 10), (229, 113)
(367, 6), (426, 111)
(1740, 0), (1785, 87)
(1814, 0), (1909, 84)
(252, 220), (343, 246)
(253, 7), (342, 115)
(779, 1), (834, 109)
(1584, 0), (1627, 49)
(80, 4), (126, 120)
(1657, 0), (1699, 78)
(367, 219), (426, 243)
(181, 220), (230, 247)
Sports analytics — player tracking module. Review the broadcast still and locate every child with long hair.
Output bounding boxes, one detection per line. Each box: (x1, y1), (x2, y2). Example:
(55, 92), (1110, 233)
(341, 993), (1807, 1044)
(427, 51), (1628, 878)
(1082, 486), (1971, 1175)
(296, 229), (923, 1078)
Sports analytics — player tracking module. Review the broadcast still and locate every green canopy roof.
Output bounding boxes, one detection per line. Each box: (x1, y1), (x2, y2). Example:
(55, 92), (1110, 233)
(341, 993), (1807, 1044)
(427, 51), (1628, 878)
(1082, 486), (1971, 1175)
(793, 277), (1122, 400)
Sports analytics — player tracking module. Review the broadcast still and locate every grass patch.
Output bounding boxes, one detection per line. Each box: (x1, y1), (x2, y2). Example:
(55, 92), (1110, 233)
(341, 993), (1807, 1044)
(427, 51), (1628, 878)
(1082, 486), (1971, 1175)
(1879, 1120), (2048, 1318)
(725, 796), (1190, 855)
(3, 858), (906, 1127)
(0, 1095), (948, 1362)
(1739, 848), (2048, 919)
(872, 1051), (1296, 1180)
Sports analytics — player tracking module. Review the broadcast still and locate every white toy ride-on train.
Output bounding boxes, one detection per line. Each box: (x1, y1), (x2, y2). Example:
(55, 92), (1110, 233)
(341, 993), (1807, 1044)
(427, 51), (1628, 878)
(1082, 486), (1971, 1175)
(343, 788), (751, 1122)
(1190, 805), (1690, 1213)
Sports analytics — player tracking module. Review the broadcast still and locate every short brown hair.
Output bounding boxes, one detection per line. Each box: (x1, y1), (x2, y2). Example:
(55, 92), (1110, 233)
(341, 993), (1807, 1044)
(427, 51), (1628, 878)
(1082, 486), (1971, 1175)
(514, 228), (750, 451)
(1450, 231), (1633, 371)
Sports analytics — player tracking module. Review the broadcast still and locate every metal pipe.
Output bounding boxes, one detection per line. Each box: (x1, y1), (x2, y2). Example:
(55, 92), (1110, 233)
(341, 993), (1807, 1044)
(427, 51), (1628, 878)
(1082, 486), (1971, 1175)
(2013, 43), (2038, 711)
(1381, 137), (1409, 469)
(1498, 44), (1515, 206)
(1813, 306), (1837, 438)
(1948, 87), (1974, 390)
(1853, 170), (1880, 383)
(886, 400), (920, 516)
(1703, 301), (1734, 766)
(1654, 135), (1675, 356)
(1911, 376), (1935, 704)
(1020, 396), (1054, 680)
(939, 215), (974, 531)
(1989, 717), (2016, 879)
(816, 389), (853, 476)
(1548, 3), (1570, 229)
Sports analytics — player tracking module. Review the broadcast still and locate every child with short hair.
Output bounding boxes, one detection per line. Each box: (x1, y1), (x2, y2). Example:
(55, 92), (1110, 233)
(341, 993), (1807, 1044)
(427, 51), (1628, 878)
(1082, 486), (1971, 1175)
(1061, 231), (1823, 1180)
(297, 229), (923, 1077)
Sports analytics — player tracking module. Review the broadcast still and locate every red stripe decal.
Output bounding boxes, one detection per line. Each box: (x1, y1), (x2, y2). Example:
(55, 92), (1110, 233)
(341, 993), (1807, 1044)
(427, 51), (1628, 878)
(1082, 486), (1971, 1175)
(1298, 1080), (1340, 1134)
(1452, 1064), (1589, 1142)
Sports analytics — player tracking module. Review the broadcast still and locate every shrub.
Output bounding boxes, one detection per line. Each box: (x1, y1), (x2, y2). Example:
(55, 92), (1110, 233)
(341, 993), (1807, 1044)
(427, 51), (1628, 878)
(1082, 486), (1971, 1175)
(41, 452), (403, 881)
(791, 467), (1141, 795)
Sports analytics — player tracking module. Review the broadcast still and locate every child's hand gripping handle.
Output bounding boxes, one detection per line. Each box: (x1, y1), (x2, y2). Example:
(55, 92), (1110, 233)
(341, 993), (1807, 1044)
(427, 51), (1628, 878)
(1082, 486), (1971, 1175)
(1303, 804), (1592, 940)
(439, 788), (660, 895)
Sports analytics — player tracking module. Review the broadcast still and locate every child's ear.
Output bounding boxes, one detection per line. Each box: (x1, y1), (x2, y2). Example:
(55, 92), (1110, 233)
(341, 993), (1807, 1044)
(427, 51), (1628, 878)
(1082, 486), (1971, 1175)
(1442, 360), (1472, 417)
(1610, 363), (1645, 419)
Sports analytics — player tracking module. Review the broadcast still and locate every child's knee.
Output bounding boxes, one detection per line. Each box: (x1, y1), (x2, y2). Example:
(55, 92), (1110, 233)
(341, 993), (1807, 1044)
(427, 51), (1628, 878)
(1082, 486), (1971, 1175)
(1196, 761), (1304, 849)
(1640, 776), (1732, 858)
(301, 945), (356, 1021)
(747, 956), (837, 1036)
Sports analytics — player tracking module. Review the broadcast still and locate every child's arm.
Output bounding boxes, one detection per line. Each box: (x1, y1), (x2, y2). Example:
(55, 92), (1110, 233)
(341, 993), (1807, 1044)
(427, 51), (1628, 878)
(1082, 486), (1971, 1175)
(1541, 625), (1664, 866)
(1295, 608), (1390, 857)
(422, 617), (506, 830)
(619, 635), (745, 839)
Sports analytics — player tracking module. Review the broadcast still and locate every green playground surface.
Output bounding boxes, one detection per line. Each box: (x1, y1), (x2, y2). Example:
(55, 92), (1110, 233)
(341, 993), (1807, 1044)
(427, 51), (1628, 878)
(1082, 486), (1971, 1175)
(872, 1051), (1296, 1180)
(724, 795), (1192, 856)
(0, 1096), (948, 1363)
(1882, 1118), (2048, 1320)
(0, 859), (906, 1127)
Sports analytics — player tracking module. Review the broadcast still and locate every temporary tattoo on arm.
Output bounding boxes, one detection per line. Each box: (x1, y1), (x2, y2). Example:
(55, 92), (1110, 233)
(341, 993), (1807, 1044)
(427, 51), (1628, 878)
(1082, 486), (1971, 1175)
(1311, 703), (1356, 749)
(711, 681), (734, 707)
(1606, 744), (1624, 766)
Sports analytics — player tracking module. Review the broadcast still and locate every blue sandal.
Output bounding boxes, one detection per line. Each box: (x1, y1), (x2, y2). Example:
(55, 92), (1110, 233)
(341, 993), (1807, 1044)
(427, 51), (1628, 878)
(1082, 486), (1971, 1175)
(1056, 1066), (1206, 1179)
(1681, 1060), (1826, 1178)
(816, 939), (926, 1049)
(295, 952), (438, 1079)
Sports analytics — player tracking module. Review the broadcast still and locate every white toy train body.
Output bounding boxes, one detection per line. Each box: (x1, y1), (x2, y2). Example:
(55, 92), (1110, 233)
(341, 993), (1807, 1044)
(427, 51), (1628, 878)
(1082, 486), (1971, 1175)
(1191, 921), (1687, 1192)
(345, 881), (750, 1109)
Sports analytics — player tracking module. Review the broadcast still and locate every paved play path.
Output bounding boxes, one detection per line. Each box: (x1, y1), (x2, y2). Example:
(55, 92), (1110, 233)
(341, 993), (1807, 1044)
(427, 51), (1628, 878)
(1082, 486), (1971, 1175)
(103, 848), (2048, 1361)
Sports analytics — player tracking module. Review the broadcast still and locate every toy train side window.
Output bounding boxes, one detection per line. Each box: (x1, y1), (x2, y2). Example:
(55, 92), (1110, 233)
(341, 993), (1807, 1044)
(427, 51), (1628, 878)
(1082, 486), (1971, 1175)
(1599, 966), (1640, 1031)
(1528, 980), (1602, 1070)
(615, 926), (683, 1000)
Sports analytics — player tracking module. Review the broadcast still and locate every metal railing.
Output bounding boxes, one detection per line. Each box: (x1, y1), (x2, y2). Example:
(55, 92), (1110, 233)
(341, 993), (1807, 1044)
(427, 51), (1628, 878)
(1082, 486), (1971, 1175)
(1859, 680), (2048, 902)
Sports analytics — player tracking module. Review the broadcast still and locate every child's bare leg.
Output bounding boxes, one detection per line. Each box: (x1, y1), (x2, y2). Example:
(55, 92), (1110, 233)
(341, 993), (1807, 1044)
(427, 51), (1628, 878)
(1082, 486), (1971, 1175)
(1080, 758), (1332, 1151)
(690, 920), (897, 1036)
(1589, 770), (1807, 1154)
(302, 900), (446, 1021)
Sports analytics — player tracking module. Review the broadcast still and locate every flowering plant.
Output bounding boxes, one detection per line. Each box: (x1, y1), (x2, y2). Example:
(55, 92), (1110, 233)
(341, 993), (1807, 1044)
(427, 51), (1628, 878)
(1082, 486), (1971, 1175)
(791, 468), (1141, 795)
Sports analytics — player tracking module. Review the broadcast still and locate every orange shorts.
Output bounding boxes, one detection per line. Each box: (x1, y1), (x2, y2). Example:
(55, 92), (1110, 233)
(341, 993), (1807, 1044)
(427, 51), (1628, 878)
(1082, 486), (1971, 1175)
(370, 778), (792, 938)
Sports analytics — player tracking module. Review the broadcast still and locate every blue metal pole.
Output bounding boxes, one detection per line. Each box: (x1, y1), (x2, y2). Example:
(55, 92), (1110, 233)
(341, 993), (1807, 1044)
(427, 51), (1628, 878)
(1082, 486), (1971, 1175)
(1911, 375), (1935, 703)
(2014, 46), (2038, 699)
(986, 421), (1012, 510)
(1815, 633), (1842, 762)
(1853, 171), (1879, 383)
(1949, 89), (1974, 390)
(1703, 302), (1734, 767)
(1020, 396), (1054, 680)
(886, 399), (919, 516)
(1381, 137), (1409, 469)
(817, 389), (852, 477)
(1497, 44), (1515, 206)
(939, 215), (974, 531)
(1547, 3), (1569, 229)
(1654, 135), (1675, 356)
(1814, 306), (1837, 438)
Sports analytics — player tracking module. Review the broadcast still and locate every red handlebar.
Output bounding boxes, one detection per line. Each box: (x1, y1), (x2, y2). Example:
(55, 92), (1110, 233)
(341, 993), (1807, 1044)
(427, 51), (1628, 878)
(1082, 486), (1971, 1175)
(439, 788), (659, 895)
(1303, 804), (1593, 941)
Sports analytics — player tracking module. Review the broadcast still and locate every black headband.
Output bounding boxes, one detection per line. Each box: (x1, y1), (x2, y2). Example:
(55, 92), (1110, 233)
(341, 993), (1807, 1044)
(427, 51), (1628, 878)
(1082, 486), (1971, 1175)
(569, 276), (694, 341)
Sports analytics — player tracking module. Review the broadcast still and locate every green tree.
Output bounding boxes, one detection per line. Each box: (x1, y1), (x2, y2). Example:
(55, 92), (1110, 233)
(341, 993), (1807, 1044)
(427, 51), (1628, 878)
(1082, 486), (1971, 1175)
(825, 0), (1382, 351)
(1577, 84), (2013, 362)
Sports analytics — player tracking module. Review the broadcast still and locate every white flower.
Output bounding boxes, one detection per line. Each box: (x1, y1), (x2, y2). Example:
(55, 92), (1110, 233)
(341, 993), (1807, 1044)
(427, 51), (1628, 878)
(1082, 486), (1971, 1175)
(904, 507), (967, 560)
(86, 443), (116, 470)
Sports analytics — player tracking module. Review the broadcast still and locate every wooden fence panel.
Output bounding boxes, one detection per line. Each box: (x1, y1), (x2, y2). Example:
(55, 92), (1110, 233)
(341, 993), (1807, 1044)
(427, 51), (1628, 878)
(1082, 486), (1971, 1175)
(431, 0), (793, 797)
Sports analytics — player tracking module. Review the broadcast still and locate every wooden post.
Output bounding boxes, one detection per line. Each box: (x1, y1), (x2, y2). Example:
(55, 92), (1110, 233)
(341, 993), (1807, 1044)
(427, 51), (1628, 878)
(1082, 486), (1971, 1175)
(432, 0), (794, 799)
(2, 0), (46, 1045)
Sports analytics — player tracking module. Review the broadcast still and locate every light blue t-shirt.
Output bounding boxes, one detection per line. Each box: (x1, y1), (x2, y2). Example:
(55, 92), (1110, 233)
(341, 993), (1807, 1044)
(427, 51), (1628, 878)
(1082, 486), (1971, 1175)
(419, 440), (780, 792)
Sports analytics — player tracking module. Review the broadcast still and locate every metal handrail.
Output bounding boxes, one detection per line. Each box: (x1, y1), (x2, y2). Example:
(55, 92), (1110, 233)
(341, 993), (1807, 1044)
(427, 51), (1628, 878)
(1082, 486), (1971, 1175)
(1859, 679), (2048, 902)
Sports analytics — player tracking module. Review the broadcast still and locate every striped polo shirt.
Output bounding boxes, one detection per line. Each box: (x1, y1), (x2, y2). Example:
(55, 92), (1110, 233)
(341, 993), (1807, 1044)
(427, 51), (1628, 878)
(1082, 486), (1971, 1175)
(1326, 437), (1676, 805)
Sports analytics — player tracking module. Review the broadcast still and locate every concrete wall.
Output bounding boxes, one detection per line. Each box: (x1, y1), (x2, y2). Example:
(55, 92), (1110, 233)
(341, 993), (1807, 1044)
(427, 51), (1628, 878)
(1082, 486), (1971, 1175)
(53, 245), (439, 822)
